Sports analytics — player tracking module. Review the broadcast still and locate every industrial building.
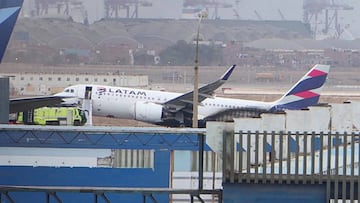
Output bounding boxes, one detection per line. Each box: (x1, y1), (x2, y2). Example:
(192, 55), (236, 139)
(2, 72), (148, 96)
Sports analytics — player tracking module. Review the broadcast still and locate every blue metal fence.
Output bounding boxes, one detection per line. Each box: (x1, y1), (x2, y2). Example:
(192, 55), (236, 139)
(0, 125), (213, 203)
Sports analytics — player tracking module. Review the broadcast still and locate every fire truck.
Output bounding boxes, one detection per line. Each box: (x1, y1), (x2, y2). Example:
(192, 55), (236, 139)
(17, 107), (87, 126)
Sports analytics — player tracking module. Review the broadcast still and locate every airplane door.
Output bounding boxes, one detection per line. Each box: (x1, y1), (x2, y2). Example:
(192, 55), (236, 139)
(83, 86), (93, 125)
(85, 86), (92, 99)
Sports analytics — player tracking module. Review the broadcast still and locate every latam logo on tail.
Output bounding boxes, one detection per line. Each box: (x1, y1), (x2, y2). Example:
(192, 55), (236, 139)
(292, 69), (327, 99)
(270, 65), (329, 111)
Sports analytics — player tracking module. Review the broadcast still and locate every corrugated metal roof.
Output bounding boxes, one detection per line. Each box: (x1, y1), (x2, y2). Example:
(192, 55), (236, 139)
(245, 38), (360, 50)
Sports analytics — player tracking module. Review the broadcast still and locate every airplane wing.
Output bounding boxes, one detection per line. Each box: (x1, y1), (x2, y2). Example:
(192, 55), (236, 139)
(9, 96), (64, 113)
(162, 65), (236, 114)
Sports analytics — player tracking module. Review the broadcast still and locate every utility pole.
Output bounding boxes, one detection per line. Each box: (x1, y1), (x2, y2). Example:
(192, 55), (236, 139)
(192, 11), (208, 128)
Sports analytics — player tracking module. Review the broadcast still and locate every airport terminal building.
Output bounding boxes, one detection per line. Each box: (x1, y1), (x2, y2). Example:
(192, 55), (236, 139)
(3, 72), (148, 96)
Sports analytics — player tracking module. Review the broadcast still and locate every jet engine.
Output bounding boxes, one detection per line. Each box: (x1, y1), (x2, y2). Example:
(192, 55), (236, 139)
(134, 101), (163, 123)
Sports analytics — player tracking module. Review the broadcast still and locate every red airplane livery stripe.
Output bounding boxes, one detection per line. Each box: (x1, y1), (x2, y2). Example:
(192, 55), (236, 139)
(308, 69), (327, 77)
(294, 91), (319, 99)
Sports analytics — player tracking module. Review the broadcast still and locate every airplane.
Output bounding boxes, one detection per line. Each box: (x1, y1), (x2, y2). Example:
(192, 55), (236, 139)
(0, 0), (64, 114)
(55, 64), (330, 127)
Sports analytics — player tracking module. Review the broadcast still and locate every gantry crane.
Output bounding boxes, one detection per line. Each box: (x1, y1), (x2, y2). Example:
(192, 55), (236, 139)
(104, 0), (152, 19)
(34, 0), (75, 16)
(33, 0), (87, 23)
(303, 0), (353, 39)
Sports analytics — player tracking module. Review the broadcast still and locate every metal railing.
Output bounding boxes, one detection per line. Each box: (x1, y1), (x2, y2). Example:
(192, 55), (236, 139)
(223, 131), (360, 202)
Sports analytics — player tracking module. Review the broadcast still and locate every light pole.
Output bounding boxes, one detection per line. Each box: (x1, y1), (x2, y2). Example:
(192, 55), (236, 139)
(192, 11), (208, 128)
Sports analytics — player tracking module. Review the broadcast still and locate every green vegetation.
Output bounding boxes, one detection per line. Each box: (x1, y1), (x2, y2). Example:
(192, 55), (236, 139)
(133, 40), (224, 66)
(158, 40), (224, 66)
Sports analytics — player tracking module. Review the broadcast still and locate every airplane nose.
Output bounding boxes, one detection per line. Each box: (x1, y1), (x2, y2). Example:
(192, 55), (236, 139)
(54, 92), (66, 97)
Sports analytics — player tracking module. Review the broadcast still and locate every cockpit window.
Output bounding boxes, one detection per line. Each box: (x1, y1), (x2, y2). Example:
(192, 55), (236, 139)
(64, 88), (75, 93)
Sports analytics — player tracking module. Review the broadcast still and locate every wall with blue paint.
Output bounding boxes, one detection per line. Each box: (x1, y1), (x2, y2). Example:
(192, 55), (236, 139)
(223, 183), (326, 203)
(0, 150), (170, 203)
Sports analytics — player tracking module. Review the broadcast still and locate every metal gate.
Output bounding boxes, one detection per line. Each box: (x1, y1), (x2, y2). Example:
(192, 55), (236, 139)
(223, 131), (360, 202)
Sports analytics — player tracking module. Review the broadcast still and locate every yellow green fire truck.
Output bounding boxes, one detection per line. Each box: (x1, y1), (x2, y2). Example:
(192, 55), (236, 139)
(17, 107), (87, 126)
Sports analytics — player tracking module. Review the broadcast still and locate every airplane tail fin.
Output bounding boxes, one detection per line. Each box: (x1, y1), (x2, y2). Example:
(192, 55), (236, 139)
(271, 64), (330, 111)
(0, 0), (24, 63)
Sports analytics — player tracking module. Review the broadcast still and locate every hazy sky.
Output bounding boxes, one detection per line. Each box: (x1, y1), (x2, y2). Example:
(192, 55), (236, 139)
(26, 0), (360, 38)
(81, 0), (303, 21)
(80, 0), (357, 20)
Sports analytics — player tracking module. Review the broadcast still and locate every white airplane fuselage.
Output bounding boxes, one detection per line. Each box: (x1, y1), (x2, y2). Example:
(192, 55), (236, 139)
(59, 84), (272, 122)
(56, 64), (330, 127)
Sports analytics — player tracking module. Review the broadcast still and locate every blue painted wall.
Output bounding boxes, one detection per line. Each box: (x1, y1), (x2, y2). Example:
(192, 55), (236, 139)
(223, 183), (326, 203)
(0, 150), (170, 203)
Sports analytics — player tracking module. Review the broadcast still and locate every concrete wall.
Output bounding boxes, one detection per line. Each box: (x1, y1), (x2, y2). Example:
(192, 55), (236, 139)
(234, 102), (360, 133)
